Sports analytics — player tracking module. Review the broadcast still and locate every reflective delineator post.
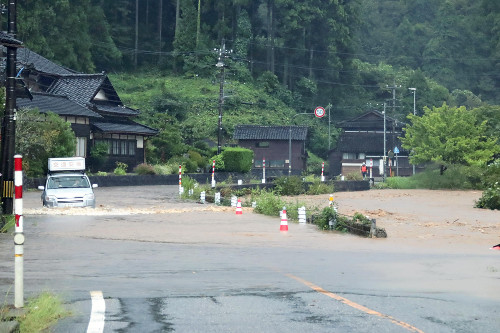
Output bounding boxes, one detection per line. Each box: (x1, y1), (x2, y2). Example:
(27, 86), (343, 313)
(211, 160), (216, 188)
(321, 162), (325, 182)
(262, 158), (266, 184)
(298, 206), (306, 224)
(14, 155), (24, 308)
(178, 165), (182, 196)
(280, 207), (288, 232)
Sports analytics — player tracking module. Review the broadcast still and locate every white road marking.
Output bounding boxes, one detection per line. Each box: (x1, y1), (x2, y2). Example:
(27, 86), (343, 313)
(87, 291), (105, 333)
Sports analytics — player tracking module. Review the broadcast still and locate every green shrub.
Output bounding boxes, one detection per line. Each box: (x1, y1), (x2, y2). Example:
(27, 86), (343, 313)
(188, 150), (206, 169)
(313, 206), (339, 230)
(475, 182), (500, 210)
(274, 176), (304, 195)
(133, 163), (156, 175)
(306, 178), (334, 195)
(153, 164), (175, 175)
(90, 142), (109, 172)
(209, 154), (225, 171)
(382, 164), (485, 190)
(113, 162), (128, 175)
(169, 156), (197, 173)
(312, 206), (363, 232)
(96, 171), (107, 176)
(254, 190), (286, 216)
(306, 152), (326, 175)
(221, 147), (253, 173)
(481, 159), (500, 187)
(344, 172), (363, 181)
(384, 176), (418, 189)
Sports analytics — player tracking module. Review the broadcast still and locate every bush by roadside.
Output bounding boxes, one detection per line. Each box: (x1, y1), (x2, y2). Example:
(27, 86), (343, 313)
(1, 292), (70, 332)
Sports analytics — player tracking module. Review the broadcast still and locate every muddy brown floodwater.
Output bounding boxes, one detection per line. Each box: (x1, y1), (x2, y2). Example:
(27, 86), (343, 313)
(23, 186), (499, 255)
(284, 189), (500, 252)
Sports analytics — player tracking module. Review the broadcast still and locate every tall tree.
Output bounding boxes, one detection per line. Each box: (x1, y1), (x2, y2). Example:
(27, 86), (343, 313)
(401, 103), (499, 169)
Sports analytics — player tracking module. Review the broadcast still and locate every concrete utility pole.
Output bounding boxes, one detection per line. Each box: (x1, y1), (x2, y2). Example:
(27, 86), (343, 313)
(409, 88), (417, 175)
(386, 82), (400, 155)
(383, 103), (386, 182)
(216, 39), (226, 155)
(1, 0), (18, 214)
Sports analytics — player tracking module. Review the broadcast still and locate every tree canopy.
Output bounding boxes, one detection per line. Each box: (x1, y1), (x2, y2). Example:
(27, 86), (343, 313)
(401, 104), (499, 167)
(16, 110), (76, 177)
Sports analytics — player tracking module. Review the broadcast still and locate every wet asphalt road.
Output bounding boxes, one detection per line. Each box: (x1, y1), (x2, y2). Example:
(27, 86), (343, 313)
(0, 185), (499, 332)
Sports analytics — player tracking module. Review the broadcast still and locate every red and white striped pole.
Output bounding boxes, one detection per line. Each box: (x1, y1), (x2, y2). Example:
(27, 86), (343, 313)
(14, 155), (24, 308)
(262, 158), (266, 184)
(321, 161), (325, 182)
(178, 165), (182, 195)
(211, 160), (216, 187)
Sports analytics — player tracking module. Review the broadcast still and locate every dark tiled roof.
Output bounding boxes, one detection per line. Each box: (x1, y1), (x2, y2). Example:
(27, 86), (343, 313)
(0, 32), (22, 47)
(17, 92), (102, 118)
(233, 125), (308, 141)
(336, 132), (406, 154)
(338, 110), (404, 131)
(93, 103), (140, 116)
(48, 74), (106, 106)
(17, 48), (76, 75)
(92, 120), (158, 136)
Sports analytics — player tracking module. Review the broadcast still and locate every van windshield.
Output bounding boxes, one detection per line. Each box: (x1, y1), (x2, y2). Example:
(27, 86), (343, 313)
(47, 176), (90, 189)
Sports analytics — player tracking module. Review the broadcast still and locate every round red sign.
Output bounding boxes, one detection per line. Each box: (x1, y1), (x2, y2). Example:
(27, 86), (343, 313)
(314, 106), (325, 118)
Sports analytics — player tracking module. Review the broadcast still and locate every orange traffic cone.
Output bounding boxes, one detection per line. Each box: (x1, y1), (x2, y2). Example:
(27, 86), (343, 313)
(280, 207), (288, 232)
(236, 199), (243, 215)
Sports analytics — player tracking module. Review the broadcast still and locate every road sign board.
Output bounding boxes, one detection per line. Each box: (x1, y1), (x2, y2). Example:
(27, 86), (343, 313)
(367, 159), (373, 167)
(314, 106), (325, 118)
(394, 147), (400, 154)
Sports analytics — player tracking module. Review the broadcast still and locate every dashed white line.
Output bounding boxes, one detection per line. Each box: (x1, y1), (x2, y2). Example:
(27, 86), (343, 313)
(87, 290), (105, 333)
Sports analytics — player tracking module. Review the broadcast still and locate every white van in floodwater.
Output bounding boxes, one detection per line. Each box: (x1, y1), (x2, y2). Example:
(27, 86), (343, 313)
(38, 157), (98, 208)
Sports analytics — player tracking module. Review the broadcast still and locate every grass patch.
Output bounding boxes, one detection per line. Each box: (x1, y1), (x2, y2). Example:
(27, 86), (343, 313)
(1, 292), (70, 333)
(0, 215), (15, 233)
(18, 292), (71, 332)
(376, 164), (484, 190)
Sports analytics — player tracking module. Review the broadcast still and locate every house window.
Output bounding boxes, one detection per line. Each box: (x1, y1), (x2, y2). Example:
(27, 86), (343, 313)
(128, 141), (136, 155)
(270, 160), (285, 168)
(256, 141), (269, 148)
(95, 139), (136, 156)
(75, 137), (87, 157)
(343, 153), (356, 160)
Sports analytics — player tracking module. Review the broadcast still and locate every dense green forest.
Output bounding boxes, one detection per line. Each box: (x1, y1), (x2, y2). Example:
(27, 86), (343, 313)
(7, 0), (500, 161)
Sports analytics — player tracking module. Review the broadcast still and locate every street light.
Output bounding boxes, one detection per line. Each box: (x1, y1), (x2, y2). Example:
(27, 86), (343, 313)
(408, 88), (416, 175)
(408, 88), (416, 116)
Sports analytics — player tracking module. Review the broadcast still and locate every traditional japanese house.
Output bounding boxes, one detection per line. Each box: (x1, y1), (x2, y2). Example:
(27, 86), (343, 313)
(4, 48), (158, 171)
(233, 125), (308, 175)
(329, 110), (411, 178)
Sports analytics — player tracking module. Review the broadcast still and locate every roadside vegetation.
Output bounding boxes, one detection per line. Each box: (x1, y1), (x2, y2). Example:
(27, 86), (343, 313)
(1, 292), (70, 332)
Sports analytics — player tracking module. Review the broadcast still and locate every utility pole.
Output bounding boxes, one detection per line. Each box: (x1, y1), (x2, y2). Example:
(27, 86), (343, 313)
(383, 102), (387, 182)
(216, 39), (226, 155)
(134, 0), (138, 69)
(386, 82), (400, 155)
(1, 0), (18, 214)
(409, 88), (417, 175)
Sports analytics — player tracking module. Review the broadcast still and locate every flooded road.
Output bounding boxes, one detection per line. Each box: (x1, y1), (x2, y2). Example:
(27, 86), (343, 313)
(1, 186), (499, 332)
